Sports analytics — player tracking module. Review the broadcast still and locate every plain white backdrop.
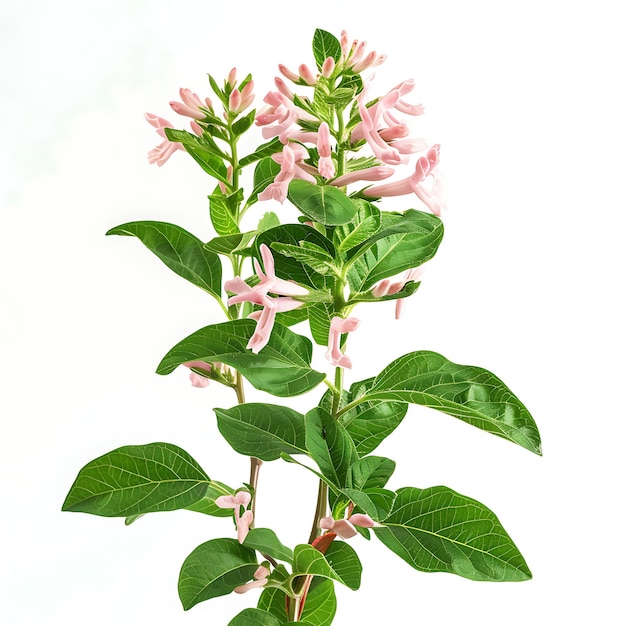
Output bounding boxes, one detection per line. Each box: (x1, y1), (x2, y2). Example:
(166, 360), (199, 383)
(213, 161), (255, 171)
(2, 1), (624, 623)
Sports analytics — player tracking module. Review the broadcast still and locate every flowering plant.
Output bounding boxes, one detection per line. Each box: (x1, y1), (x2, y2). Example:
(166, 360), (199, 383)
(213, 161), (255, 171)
(63, 29), (541, 625)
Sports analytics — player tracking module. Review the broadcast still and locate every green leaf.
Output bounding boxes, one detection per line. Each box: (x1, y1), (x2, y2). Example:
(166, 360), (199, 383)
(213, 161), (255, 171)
(62, 443), (210, 516)
(288, 180), (357, 226)
(106, 221), (222, 300)
(256, 225), (335, 289)
(305, 408), (358, 489)
(258, 579), (336, 626)
(248, 156), (281, 204)
(164, 128), (228, 182)
(178, 538), (258, 609)
(209, 189), (241, 236)
(185, 481), (235, 517)
(241, 137), (283, 167)
(271, 242), (338, 276)
(335, 199), (381, 253)
(258, 211), (281, 231)
(214, 403), (307, 461)
(320, 379), (408, 456)
(157, 320), (325, 397)
(312, 29), (342, 69)
(232, 109), (256, 136)
(346, 209), (444, 292)
(229, 608), (284, 626)
(374, 486), (532, 581)
(292, 543), (361, 591)
(307, 302), (334, 346)
(345, 351), (542, 455)
(205, 231), (256, 256)
(348, 456), (396, 490)
(243, 528), (294, 564)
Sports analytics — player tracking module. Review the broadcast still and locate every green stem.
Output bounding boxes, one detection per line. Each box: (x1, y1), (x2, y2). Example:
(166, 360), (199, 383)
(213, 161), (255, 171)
(307, 480), (329, 544)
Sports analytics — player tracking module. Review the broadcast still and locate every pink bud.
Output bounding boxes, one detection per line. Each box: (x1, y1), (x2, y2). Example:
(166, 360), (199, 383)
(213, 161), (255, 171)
(322, 57), (335, 78)
(227, 67), (237, 88)
(229, 88), (241, 113)
(278, 64), (300, 82)
(298, 63), (317, 86)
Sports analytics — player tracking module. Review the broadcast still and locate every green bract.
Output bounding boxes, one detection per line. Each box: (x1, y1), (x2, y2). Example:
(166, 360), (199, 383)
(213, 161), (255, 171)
(63, 26), (541, 625)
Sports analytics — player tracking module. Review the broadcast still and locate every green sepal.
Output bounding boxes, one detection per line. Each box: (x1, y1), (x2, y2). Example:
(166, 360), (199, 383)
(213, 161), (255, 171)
(106, 221), (222, 301)
(62, 443), (210, 517)
(214, 403), (307, 461)
(178, 538), (258, 610)
(157, 320), (325, 397)
(374, 486), (533, 582)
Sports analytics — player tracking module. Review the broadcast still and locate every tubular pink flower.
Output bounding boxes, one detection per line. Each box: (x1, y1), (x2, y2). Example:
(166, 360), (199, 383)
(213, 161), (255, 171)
(229, 88), (241, 113)
(278, 63), (300, 83)
(371, 265), (427, 318)
(170, 87), (211, 120)
(225, 244), (307, 353)
(298, 63), (317, 86)
(234, 566), (270, 594)
(183, 360), (213, 387)
(319, 513), (377, 539)
(259, 143), (315, 203)
(227, 67), (237, 88)
(237, 510), (254, 543)
(317, 122), (335, 179)
(322, 56), (335, 78)
(326, 316), (361, 369)
(330, 166), (394, 187)
(145, 113), (184, 166)
(238, 80), (255, 111)
(274, 76), (295, 100)
(190, 121), (203, 137)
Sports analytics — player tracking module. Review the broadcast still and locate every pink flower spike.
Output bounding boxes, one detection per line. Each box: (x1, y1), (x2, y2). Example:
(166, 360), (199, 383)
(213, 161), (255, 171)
(237, 510), (254, 543)
(326, 316), (361, 369)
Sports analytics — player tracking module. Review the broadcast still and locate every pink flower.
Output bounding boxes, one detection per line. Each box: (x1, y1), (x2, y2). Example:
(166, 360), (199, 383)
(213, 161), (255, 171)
(298, 64), (317, 86)
(330, 166), (394, 188)
(215, 491), (254, 543)
(364, 145), (446, 216)
(228, 80), (255, 114)
(183, 360), (213, 388)
(234, 565), (270, 594)
(322, 57), (335, 78)
(144, 113), (184, 166)
(317, 122), (335, 179)
(259, 143), (315, 204)
(340, 31), (386, 72)
(372, 266), (427, 319)
(224, 244), (307, 353)
(326, 316), (361, 369)
(319, 513), (377, 539)
(169, 88), (212, 120)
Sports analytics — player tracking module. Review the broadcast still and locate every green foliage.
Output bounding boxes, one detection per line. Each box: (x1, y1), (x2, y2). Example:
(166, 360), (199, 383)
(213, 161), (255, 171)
(62, 443), (210, 517)
(292, 544), (361, 590)
(288, 181), (357, 225)
(312, 29), (342, 69)
(214, 403), (307, 461)
(164, 128), (229, 183)
(243, 528), (294, 565)
(375, 486), (532, 581)
(157, 320), (325, 397)
(178, 538), (259, 609)
(107, 221), (222, 301)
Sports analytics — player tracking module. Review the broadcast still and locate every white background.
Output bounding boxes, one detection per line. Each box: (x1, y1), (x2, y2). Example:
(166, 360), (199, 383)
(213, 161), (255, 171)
(2, 1), (624, 624)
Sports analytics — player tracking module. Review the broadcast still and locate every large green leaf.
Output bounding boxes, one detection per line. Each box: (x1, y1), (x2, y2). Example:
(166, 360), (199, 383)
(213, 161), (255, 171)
(348, 456), (395, 491)
(62, 443), (209, 516)
(307, 302), (334, 346)
(346, 209), (444, 292)
(157, 320), (325, 397)
(256, 224), (335, 289)
(215, 403), (307, 461)
(312, 29), (342, 69)
(305, 408), (358, 490)
(288, 180), (357, 225)
(178, 538), (258, 610)
(320, 380), (408, 456)
(106, 221), (222, 300)
(375, 486), (532, 581)
(243, 528), (294, 564)
(292, 543), (361, 590)
(229, 608), (284, 626)
(334, 199), (381, 253)
(339, 351), (541, 455)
